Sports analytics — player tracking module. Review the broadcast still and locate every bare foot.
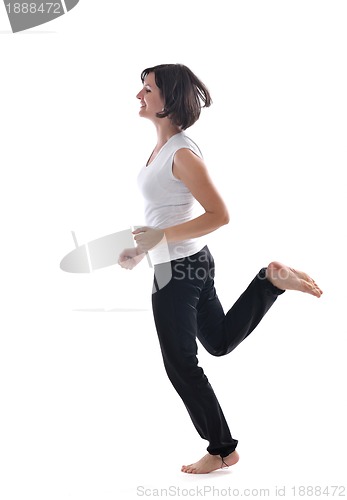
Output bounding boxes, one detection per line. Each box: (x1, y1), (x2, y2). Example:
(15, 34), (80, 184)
(181, 450), (239, 474)
(266, 261), (323, 298)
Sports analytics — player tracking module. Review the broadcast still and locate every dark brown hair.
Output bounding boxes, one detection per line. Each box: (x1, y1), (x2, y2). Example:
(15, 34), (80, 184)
(141, 64), (212, 130)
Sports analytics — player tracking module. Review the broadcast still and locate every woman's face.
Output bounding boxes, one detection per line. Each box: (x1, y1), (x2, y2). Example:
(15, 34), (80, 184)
(136, 72), (165, 121)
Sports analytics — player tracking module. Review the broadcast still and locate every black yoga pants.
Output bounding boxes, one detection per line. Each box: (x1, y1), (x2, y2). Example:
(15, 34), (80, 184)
(151, 245), (284, 458)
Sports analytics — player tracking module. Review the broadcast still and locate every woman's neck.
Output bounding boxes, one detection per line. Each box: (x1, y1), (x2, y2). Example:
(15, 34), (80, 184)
(153, 121), (182, 148)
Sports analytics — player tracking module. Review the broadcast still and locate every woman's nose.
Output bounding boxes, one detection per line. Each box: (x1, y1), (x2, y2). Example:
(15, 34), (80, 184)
(136, 90), (143, 99)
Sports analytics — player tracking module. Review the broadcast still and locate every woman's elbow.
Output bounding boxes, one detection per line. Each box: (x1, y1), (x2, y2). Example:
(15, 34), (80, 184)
(218, 210), (230, 226)
(223, 212), (230, 225)
(208, 208), (230, 227)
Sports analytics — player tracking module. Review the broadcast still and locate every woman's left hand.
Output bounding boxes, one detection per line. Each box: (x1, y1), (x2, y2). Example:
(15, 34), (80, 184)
(132, 227), (166, 253)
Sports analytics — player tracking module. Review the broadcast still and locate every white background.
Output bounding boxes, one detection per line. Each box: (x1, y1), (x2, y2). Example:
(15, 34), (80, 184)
(1, 1), (346, 499)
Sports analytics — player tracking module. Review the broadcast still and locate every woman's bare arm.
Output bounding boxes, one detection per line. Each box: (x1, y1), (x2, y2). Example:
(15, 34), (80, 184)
(163, 148), (230, 243)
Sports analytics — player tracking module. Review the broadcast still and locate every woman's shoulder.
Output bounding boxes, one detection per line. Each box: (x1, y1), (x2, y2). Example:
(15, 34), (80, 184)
(171, 132), (203, 158)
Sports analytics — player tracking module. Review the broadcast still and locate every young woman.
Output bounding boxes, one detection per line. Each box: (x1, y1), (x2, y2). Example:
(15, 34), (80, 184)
(118, 64), (322, 474)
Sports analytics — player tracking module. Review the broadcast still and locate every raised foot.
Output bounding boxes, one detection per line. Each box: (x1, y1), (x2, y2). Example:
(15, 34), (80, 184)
(181, 450), (239, 474)
(266, 261), (323, 298)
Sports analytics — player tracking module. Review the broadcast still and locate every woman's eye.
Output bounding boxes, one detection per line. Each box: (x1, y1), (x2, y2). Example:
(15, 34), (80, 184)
(145, 89), (151, 93)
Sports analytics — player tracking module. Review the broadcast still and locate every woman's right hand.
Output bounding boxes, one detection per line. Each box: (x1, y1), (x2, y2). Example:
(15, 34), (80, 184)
(118, 247), (146, 270)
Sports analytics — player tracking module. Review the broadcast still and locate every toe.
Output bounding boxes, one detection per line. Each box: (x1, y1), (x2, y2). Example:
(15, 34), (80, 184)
(301, 279), (319, 296)
(309, 282), (322, 297)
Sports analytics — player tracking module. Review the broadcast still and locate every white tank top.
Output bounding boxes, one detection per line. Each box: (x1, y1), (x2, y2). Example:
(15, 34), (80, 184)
(137, 131), (206, 264)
